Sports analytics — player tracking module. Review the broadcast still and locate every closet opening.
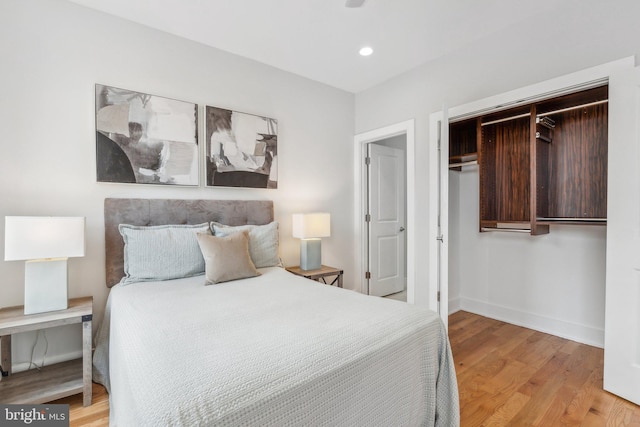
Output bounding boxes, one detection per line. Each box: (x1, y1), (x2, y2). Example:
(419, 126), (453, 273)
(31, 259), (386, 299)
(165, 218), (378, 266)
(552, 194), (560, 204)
(445, 82), (608, 348)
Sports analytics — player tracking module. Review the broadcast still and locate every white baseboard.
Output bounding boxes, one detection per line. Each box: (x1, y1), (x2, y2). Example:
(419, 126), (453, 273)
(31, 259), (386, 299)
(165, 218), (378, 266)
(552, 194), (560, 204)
(459, 297), (604, 348)
(448, 297), (461, 315)
(11, 350), (83, 374)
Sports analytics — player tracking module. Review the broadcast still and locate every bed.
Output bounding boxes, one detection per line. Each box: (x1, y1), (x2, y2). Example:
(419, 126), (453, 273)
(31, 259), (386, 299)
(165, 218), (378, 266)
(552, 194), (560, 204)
(93, 198), (459, 426)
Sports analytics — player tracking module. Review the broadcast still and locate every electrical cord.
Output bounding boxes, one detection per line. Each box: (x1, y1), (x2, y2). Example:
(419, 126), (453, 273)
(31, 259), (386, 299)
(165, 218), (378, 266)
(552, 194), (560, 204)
(28, 330), (48, 371)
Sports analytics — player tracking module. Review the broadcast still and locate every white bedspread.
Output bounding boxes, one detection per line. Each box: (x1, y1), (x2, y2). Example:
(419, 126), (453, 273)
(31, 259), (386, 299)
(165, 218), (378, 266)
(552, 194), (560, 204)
(93, 267), (459, 426)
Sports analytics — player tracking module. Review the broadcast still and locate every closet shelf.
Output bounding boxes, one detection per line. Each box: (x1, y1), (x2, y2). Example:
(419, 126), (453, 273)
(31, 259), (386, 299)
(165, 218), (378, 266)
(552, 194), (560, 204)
(449, 160), (478, 169)
(536, 217), (607, 225)
(480, 227), (530, 233)
(449, 153), (478, 170)
(480, 221), (532, 233)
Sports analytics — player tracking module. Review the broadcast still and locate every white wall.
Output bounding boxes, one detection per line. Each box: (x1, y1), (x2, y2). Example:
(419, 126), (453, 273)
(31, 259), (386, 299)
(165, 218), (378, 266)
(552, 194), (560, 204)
(356, 0), (640, 345)
(0, 0), (354, 370)
(452, 170), (607, 346)
(447, 168), (462, 313)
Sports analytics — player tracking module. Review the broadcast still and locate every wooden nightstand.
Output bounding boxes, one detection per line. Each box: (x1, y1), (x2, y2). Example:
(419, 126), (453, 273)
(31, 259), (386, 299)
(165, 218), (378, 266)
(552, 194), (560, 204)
(0, 296), (93, 406)
(286, 265), (344, 288)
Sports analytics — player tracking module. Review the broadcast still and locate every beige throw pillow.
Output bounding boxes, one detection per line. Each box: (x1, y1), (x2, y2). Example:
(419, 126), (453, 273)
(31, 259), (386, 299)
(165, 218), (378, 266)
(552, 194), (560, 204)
(196, 231), (260, 284)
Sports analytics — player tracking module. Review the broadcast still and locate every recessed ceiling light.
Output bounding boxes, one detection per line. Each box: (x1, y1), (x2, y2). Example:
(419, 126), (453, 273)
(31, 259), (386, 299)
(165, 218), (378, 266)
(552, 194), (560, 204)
(359, 47), (373, 57)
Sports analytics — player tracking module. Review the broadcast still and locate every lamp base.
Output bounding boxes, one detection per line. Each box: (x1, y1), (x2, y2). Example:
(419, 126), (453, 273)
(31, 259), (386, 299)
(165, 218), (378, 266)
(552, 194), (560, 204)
(300, 239), (321, 271)
(24, 259), (69, 315)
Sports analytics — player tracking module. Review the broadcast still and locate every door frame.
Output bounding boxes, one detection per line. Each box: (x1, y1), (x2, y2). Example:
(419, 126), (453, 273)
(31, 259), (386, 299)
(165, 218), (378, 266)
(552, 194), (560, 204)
(354, 119), (415, 303)
(428, 112), (448, 321)
(428, 56), (634, 321)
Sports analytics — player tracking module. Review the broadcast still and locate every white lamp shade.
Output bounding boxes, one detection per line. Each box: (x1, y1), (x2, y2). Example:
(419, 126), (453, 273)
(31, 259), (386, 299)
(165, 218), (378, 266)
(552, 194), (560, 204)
(5, 216), (85, 261)
(292, 213), (330, 239)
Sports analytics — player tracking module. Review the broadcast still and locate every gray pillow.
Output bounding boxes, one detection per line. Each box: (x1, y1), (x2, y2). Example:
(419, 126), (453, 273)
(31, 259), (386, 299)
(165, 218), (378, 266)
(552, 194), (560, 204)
(210, 221), (279, 268)
(196, 231), (260, 284)
(118, 223), (210, 285)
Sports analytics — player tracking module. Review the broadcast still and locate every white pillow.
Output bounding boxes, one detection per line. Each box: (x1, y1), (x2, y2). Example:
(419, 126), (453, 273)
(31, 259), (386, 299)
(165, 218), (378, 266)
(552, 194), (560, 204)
(210, 221), (280, 268)
(119, 223), (210, 285)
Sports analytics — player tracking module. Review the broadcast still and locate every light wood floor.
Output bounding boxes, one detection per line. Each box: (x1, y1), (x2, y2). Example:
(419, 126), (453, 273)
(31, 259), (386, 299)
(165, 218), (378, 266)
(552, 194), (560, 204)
(56, 311), (640, 426)
(450, 311), (640, 426)
(54, 382), (109, 427)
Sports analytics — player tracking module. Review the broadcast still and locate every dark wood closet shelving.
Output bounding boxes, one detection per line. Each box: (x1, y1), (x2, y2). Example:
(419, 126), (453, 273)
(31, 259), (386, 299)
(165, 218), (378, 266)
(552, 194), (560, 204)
(449, 85), (608, 235)
(535, 86), (608, 225)
(480, 113), (531, 229)
(449, 118), (478, 171)
(449, 153), (478, 163)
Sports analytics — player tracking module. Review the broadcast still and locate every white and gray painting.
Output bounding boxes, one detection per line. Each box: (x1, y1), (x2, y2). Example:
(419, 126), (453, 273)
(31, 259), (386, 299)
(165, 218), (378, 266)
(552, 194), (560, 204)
(95, 84), (198, 186)
(205, 106), (277, 189)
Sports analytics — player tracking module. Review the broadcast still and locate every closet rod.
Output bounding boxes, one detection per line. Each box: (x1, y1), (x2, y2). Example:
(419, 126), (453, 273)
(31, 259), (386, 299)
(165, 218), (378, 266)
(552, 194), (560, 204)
(481, 112), (530, 127)
(538, 99), (608, 118)
(480, 99), (608, 127)
(448, 78), (608, 123)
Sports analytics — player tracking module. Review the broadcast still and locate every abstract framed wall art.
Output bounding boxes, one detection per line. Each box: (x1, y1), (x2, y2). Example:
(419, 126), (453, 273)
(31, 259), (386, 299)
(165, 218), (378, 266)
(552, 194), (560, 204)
(205, 106), (278, 189)
(95, 84), (199, 186)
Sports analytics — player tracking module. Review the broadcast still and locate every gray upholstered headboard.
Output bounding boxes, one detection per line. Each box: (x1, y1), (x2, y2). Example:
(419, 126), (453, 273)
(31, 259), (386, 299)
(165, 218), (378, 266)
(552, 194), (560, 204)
(104, 198), (274, 288)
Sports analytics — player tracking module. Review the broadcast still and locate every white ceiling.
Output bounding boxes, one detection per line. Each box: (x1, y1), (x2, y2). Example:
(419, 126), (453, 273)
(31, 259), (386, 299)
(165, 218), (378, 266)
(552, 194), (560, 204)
(67, 0), (562, 93)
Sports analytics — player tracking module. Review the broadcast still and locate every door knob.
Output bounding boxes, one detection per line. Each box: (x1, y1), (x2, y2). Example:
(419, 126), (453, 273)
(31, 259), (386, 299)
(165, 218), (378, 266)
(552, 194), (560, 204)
(399, 226), (406, 232)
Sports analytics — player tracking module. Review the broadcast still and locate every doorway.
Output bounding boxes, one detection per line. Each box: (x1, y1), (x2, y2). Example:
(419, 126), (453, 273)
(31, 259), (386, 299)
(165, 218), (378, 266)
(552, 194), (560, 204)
(354, 120), (415, 303)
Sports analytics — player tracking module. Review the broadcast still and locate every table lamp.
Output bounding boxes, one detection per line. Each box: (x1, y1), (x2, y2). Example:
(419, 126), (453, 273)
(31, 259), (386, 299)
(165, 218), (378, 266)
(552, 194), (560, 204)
(292, 213), (330, 271)
(4, 216), (85, 315)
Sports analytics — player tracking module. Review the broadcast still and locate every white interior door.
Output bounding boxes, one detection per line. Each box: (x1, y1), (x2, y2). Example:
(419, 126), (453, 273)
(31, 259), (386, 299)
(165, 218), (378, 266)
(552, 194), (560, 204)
(368, 143), (406, 297)
(604, 65), (640, 405)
